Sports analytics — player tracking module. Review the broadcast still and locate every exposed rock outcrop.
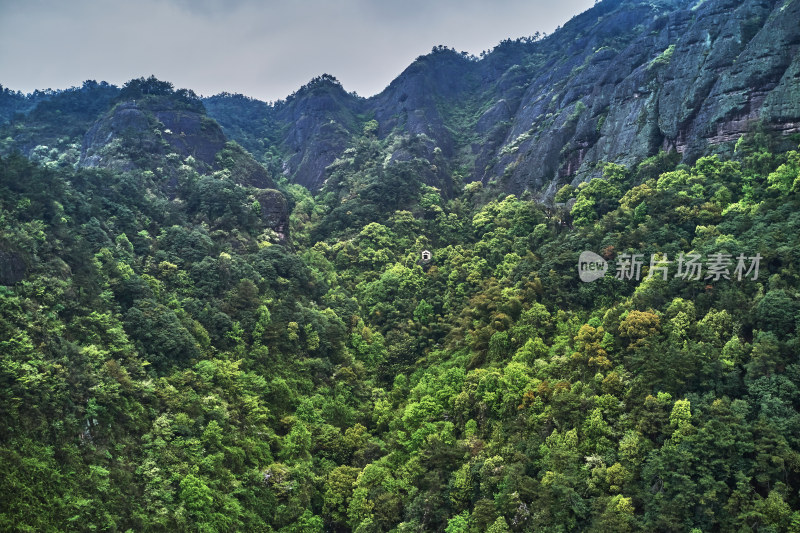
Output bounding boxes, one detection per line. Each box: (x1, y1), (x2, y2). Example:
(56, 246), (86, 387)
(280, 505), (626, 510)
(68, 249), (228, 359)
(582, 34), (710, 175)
(80, 100), (228, 170)
(0, 247), (26, 285)
(274, 76), (365, 190)
(253, 189), (289, 241)
(205, 0), (800, 199)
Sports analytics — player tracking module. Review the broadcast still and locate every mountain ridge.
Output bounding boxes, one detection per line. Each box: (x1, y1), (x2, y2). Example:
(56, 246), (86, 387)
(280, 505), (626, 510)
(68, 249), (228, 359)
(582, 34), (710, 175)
(198, 0), (800, 197)
(1, 0), (799, 199)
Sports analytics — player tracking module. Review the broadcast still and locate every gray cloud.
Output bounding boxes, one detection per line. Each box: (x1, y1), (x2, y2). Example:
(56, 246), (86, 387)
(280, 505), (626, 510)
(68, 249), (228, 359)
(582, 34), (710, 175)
(0, 0), (595, 101)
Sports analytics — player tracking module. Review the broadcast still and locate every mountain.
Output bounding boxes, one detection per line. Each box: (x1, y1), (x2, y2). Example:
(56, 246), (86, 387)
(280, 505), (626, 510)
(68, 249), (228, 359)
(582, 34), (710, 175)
(3, 0), (800, 531)
(2, 0), (798, 201)
(0, 77), (290, 240)
(203, 0), (800, 198)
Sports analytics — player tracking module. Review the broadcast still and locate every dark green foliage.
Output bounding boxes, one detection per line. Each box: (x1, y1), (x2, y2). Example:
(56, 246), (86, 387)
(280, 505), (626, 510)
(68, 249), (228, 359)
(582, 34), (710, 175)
(120, 75), (202, 111)
(202, 93), (286, 171)
(124, 299), (201, 368)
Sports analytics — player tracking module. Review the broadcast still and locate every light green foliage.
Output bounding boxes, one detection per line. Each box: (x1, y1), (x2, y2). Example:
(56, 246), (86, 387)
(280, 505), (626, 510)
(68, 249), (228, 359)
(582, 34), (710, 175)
(766, 150), (799, 192)
(356, 222), (394, 269)
(413, 299), (434, 324)
(555, 183), (577, 203)
(445, 511), (470, 532)
(487, 516), (511, 532)
(648, 44), (675, 70)
(363, 119), (378, 137)
(571, 177), (622, 226)
(669, 399), (692, 429)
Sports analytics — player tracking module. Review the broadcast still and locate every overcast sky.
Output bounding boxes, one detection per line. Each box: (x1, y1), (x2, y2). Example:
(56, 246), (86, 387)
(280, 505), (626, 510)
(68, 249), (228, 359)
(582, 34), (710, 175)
(0, 0), (596, 102)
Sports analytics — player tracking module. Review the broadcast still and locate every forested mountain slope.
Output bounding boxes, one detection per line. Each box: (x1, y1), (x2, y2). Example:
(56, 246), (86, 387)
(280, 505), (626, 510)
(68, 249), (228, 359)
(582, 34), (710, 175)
(3, 117), (800, 532)
(1, 0), (800, 531)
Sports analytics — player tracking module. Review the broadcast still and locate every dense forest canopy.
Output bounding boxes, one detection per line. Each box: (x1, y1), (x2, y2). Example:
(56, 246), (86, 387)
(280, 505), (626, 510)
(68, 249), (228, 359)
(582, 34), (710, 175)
(2, 0), (800, 530)
(2, 114), (800, 530)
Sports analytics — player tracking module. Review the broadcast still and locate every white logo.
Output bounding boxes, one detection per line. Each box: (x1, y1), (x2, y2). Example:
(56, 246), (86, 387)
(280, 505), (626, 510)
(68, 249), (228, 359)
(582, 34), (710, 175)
(578, 251), (608, 282)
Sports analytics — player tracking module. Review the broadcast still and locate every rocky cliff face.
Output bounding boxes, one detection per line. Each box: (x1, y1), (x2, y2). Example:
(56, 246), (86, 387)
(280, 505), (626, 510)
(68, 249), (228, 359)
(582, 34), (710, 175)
(273, 76), (366, 191)
(253, 188), (289, 240)
(3, 0), (799, 205)
(0, 247), (26, 285)
(205, 0), (800, 199)
(550, 0), (800, 192)
(370, 49), (479, 157)
(80, 100), (228, 170)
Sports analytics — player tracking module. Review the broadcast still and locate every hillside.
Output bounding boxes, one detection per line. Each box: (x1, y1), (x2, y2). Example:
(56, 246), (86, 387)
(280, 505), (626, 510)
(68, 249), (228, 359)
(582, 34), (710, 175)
(1, 0), (800, 531)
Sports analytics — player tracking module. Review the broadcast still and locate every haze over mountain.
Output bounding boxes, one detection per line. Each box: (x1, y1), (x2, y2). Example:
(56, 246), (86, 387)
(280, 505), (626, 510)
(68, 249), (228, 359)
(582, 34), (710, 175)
(0, 0), (595, 101)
